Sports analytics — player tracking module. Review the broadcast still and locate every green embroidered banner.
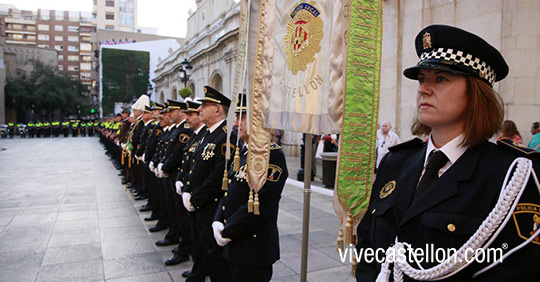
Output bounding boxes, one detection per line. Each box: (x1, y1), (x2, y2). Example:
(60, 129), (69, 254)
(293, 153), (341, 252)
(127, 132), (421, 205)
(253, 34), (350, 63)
(335, 0), (383, 226)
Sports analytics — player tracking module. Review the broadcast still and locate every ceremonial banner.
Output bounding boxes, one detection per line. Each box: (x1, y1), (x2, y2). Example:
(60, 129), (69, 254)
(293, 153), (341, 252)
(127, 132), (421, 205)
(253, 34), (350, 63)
(260, 0), (347, 134)
(333, 0), (383, 247)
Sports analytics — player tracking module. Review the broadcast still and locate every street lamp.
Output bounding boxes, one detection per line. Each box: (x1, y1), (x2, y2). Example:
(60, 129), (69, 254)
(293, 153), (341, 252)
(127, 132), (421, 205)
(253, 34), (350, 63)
(147, 83), (153, 97)
(178, 58), (192, 87)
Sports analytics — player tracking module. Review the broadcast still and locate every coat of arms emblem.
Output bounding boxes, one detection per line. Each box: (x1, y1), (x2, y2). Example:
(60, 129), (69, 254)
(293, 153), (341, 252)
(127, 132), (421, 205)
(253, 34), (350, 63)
(284, 1), (323, 74)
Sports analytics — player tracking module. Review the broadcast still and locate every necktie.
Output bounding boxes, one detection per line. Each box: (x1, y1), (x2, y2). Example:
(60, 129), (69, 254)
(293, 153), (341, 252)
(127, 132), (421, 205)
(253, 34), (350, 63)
(416, 150), (449, 196)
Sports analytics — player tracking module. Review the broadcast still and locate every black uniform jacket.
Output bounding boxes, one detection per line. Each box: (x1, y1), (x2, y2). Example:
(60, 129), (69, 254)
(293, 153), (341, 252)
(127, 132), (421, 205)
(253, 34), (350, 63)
(214, 143), (288, 267)
(177, 126), (207, 185)
(143, 123), (163, 163)
(135, 121), (156, 157)
(356, 139), (540, 281)
(162, 120), (193, 174)
(151, 127), (172, 165)
(184, 120), (237, 210)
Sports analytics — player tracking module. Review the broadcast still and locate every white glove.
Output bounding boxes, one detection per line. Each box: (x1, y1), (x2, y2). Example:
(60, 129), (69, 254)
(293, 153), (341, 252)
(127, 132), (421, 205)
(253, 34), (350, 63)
(182, 193), (195, 212)
(212, 221), (231, 247)
(175, 181), (184, 195)
(142, 153), (146, 163)
(154, 167), (160, 178)
(149, 161), (155, 171)
(157, 163), (163, 171)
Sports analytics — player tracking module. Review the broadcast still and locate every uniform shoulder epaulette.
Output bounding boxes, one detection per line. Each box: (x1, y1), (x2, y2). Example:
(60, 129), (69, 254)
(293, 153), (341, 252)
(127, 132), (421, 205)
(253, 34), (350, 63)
(270, 142), (282, 150)
(222, 125), (227, 133)
(497, 138), (540, 160)
(389, 138), (425, 152)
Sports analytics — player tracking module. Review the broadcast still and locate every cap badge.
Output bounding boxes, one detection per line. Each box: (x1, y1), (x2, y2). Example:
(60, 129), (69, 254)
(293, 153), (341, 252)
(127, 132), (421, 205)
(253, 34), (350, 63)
(204, 87), (208, 94)
(422, 32), (432, 50)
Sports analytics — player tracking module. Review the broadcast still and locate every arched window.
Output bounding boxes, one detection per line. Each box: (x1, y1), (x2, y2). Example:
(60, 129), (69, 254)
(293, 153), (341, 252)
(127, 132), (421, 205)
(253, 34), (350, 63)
(211, 73), (223, 92)
(172, 88), (177, 100)
(159, 91), (165, 103)
(188, 82), (195, 97)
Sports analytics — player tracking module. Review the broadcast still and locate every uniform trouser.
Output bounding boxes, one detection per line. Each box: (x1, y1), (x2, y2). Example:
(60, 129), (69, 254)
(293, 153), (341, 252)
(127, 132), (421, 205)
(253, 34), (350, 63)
(189, 202), (231, 282)
(161, 177), (179, 242)
(144, 166), (162, 219)
(175, 187), (192, 257)
(133, 161), (144, 194)
(229, 262), (272, 282)
(155, 176), (169, 228)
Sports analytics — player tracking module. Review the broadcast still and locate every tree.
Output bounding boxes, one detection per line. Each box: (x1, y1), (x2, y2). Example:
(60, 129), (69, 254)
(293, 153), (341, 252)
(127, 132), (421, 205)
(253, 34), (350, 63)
(5, 60), (91, 121)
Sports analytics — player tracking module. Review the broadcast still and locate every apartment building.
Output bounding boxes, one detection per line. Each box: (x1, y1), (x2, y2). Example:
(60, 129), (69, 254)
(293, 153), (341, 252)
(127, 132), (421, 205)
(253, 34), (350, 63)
(0, 6), (98, 93)
(92, 0), (137, 32)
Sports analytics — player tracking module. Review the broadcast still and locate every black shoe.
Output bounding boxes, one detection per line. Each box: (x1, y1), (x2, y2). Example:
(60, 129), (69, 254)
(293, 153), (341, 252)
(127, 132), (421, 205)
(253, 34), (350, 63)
(121, 180), (127, 185)
(165, 254), (189, 265)
(155, 239), (177, 246)
(182, 271), (191, 278)
(144, 215), (158, 221)
(171, 247), (179, 254)
(134, 195), (147, 201)
(139, 205), (152, 212)
(149, 225), (167, 232)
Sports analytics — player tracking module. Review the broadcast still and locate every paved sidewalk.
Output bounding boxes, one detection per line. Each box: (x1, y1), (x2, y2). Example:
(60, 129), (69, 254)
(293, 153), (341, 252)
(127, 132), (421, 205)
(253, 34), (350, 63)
(0, 137), (355, 282)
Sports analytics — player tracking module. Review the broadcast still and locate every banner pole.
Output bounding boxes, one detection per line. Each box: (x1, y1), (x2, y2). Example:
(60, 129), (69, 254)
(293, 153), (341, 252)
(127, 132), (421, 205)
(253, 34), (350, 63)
(300, 133), (313, 282)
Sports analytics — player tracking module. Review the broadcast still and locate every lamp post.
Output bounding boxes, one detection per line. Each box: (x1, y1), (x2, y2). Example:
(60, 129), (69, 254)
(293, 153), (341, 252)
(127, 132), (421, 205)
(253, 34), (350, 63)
(147, 82), (153, 98)
(178, 58), (192, 88)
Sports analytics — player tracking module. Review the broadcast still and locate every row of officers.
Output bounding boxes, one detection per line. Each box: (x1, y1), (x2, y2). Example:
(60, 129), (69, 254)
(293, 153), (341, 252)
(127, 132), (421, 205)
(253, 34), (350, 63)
(4, 121), (97, 138)
(97, 86), (288, 282)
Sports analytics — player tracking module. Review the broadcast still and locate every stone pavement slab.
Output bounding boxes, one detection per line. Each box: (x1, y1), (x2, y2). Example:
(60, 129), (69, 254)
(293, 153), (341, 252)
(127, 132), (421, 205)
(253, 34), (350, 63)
(0, 137), (355, 282)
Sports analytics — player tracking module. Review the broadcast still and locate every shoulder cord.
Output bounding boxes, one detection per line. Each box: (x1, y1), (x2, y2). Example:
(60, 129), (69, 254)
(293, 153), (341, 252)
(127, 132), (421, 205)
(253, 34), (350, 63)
(375, 157), (539, 282)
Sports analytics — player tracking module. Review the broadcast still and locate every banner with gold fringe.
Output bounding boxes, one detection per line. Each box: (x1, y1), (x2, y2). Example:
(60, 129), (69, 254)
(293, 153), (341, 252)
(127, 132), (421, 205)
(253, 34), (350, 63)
(333, 0), (383, 253)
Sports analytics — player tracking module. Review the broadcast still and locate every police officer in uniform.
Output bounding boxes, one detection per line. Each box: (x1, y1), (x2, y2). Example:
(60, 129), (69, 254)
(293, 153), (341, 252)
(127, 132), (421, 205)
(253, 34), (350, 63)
(355, 25), (540, 281)
(182, 86), (236, 282)
(213, 93), (289, 282)
(176, 99), (208, 278)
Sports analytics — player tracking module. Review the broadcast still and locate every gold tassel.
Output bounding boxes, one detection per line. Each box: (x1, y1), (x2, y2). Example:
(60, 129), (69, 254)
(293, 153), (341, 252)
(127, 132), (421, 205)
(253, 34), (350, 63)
(121, 151), (125, 165)
(222, 168), (228, 191)
(351, 259), (357, 276)
(247, 190), (254, 213)
(336, 225), (344, 252)
(128, 154), (131, 168)
(344, 213), (353, 245)
(233, 147), (241, 172)
(253, 192), (260, 215)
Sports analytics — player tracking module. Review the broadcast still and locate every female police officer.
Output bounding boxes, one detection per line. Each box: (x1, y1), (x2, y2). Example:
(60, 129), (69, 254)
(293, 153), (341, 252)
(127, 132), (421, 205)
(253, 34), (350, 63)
(355, 25), (540, 281)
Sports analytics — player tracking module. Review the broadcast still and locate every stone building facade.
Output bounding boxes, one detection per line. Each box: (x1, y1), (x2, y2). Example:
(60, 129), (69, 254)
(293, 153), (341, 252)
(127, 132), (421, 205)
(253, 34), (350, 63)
(379, 0), (540, 145)
(153, 0), (239, 102)
(154, 0), (540, 156)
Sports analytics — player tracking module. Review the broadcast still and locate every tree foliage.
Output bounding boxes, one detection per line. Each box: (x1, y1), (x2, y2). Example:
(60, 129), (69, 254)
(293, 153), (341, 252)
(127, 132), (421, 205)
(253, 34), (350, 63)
(5, 60), (90, 121)
(101, 49), (149, 115)
(179, 87), (192, 98)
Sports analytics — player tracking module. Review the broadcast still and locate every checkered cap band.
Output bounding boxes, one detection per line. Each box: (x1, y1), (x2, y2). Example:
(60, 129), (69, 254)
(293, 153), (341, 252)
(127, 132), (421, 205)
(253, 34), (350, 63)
(420, 48), (496, 85)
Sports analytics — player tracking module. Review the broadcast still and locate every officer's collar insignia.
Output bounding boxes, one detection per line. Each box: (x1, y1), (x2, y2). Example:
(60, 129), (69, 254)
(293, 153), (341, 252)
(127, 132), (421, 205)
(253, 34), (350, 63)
(267, 164), (282, 182)
(155, 129), (162, 136)
(379, 180), (396, 199)
(222, 125), (227, 133)
(512, 203), (540, 245)
(422, 32), (432, 50)
(179, 133), (190, 143)
(202, 143), (216, 160)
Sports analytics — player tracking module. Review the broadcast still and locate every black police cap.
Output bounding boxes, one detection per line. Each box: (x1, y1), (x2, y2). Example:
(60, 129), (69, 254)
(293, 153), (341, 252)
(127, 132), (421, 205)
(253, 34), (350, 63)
(235, 93), (247, 114)
(200, 86), (231, 108)
(185, 99), (201, 113)
(403, 25), (508, 86)
(144, 105), (152, 113)
(154, 102), (164, 111)
(167, 99), (187, 111)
